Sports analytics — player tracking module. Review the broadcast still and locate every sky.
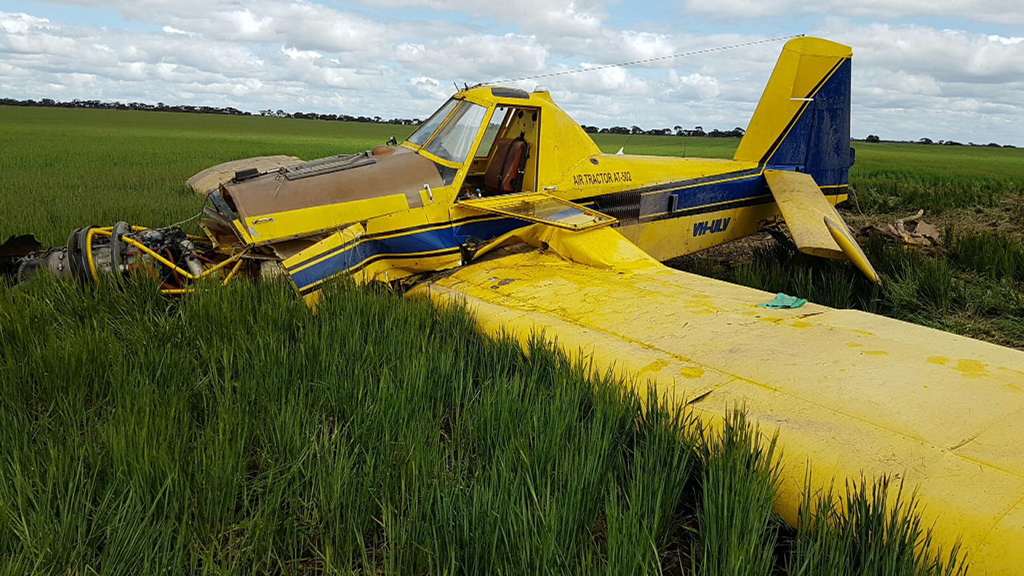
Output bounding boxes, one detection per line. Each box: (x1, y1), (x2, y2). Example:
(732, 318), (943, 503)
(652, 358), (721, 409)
(0, 0), (1022, 145)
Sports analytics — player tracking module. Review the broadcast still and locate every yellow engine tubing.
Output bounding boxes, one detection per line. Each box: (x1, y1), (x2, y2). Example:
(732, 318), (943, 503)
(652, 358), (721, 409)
(194, 249), (247, 279)
(222, 258), (245, 286)
(119, 235), (245, 281)
(84, 227), (113, 283)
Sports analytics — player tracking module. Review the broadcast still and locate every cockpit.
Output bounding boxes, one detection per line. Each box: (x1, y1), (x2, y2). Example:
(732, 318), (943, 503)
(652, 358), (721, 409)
(401, 91), (541, 200)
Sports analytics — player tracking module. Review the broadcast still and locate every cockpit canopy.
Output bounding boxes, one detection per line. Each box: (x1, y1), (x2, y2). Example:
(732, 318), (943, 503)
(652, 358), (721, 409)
(402, 92), (538, 196)
(405, 98), (489, 166)
(401, 86), (601, 199)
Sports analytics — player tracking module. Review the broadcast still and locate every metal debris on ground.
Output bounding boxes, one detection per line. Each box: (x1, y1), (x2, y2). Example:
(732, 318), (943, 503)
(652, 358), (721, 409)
(858, 209), (942, 247)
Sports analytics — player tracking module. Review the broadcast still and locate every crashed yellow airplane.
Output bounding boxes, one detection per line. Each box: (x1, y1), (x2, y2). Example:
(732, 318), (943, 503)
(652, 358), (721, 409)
(7, 37), (1024, 571)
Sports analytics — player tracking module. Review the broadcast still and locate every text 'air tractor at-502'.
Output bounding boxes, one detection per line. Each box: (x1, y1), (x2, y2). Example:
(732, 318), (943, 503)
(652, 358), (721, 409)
(4, 37), (1024, 572)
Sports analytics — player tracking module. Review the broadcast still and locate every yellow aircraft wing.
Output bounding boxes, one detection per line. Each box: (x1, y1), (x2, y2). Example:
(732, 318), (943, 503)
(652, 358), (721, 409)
(458, 192), (616, 231)
(765, 169), (879, 283)
(414, 226), (1024, 573)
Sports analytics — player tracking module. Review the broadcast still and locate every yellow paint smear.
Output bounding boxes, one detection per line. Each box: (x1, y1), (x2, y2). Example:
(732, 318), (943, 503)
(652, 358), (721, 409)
(955, 359), (989, 378)
(680, 366), (705, 379)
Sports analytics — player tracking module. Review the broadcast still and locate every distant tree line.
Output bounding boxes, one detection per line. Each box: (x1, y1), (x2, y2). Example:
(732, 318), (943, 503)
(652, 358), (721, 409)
(579, 124), (746, 138)
(0, 97), (420, 126)
(2, 97), (1015, 147)
(861, 134), (1015, 148)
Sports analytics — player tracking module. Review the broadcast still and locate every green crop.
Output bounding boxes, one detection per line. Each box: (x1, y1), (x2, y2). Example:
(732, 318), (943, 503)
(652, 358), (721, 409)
(0, 105), (976, 574)
(0, 277), (966, 574)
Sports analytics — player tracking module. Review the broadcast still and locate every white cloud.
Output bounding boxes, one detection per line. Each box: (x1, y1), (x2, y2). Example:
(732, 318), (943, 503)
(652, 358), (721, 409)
(281, 46), (323, 62)
(988, 35), (1023, 45)
(683, 0), (1024, 25)
(351, 0), (606, 36)
(668, 71), (721, 100)
(407, 76), (449, 102)
(810, 20), (1024, 142)
(0, 2), (1022, 145)
(393, 33), (549, 81)
(161, 25), (193, 36)
(1, 12), (51, 34)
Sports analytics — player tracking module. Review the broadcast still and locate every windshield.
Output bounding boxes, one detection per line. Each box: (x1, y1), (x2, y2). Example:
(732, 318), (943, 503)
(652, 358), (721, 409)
(424, 101), (488, 164)
(406, 98), (458, 146)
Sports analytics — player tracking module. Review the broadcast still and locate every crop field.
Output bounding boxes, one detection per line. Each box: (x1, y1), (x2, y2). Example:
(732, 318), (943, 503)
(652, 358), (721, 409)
(2, 104), (1017, 573)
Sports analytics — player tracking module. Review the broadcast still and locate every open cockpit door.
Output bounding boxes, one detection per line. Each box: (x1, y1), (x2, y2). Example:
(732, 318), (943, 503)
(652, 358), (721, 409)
(764, 169), (879, 283)
(458, 192), (616, 231)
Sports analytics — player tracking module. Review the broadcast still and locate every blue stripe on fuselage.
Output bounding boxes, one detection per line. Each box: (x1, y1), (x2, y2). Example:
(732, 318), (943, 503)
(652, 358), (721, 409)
(289, 226), (454, 289)
(288, 216), (530, 290)
(452, 214), (531, 245)
(669, 173), (769, 212)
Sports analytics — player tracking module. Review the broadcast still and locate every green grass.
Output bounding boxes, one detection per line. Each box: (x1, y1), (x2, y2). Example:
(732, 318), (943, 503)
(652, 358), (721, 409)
(850, 143), (1024, 213)
(694, 411), (779, 576)
(0, 105), (985, 573)
(0, 276), (966, 575)
(590, 133), (740, 159)
(946, 226), (1024, 282)
(0, 106), (415, 246)
(788, 476), (967, 576)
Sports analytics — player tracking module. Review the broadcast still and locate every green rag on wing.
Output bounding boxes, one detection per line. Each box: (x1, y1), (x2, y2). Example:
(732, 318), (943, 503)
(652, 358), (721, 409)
(757, 293), (808, 309)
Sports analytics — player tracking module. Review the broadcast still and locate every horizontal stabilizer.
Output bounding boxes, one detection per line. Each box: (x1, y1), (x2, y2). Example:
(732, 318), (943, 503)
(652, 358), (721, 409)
(764, 169), (879, 283)
(458, 192), (615, 231)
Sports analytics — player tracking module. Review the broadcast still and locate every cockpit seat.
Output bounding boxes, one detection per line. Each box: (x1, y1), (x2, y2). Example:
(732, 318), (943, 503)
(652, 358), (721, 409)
(484, 138), (528, 195)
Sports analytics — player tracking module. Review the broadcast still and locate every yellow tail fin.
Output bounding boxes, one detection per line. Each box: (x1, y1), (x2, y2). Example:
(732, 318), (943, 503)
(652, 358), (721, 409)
(735, 37), (854, 189)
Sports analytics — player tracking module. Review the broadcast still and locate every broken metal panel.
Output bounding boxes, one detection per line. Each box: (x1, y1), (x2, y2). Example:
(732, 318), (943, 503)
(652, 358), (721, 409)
(764, 169), (845, 259)
(186, 155), (301, 195)
(270, 236), (329, 262)
(639, 190), (672, 218)
(764, 169), (879, 283)
(221, 146), (441, 219)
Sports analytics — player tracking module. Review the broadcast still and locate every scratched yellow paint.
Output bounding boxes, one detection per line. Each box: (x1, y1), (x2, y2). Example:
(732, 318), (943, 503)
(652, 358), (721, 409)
(413, 226), (1024, 573)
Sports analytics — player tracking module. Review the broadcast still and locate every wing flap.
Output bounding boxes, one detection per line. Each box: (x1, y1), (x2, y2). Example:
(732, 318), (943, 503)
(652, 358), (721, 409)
(458, 192), (616, 231)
